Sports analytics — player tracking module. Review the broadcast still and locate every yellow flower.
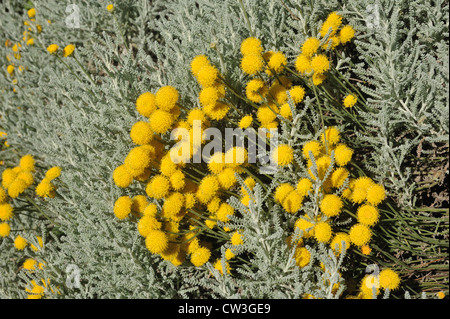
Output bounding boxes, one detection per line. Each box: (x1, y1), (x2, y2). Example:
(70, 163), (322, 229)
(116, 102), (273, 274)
(301, 37), (320, 57)
(339, 25), (355, 44)
(216, 203), (234, 223)
(239, 115), (253, 129)
(320, 11), (343, 37)
(343, 94), (357, 108)
(257, 105), (277, 124)
(240, 37), (263, 56)
(266, 51), (287, 75)
(361, 245), (372, 255)
(6, 65), (14, 75)
(302, 140), (322, 160)
(196, 175), (220, 204)
(106, 4), (114, 12)
(47, 44), (59, 54)
(272, 144), (294, 166)
(136, 92), (157, 117)
(0, 187), (7, 203)
(330, 232), (351, 255)
(112, 165), (133, 188)
(314, 222), (332, 243)
(312, 72), (327, 86)
(196, 64), (219, 87)
(349, 223), (372, 247)
(366, 184), (386, 206)
(310, 54), (330, 74)
(190, 247), (211, 266)
(437, 291), (446, 299)
(0, 223), (11, 237)
(294, 247), (311, 268)
(199, 86), (219, 108)
(274, 183), (294, 203)
(213, 259), (231, 275)
(162, 192), (184, 218)
(331, 167), (349, 188)
(149, 109), (174, 134)
(295, 215), (314, 238)
(0, 203), (14, 221)
(320, 194), (343, 217)
(203, 101), (229, 120)
(190, 54), (210, 77)
(240, 54), (264, 75)
(379, 269), (401, 291)
(246, 79), (268, 103)
(7, 179), (27, 198)
(218, 168), (237, 190)
(14, 235), (28, 250)
(146, 175), (170, 199)
(35, 178), (55, 198)
(321, 126), (340, 147)
(231, 231), (244, 246)
(357, 204), (379, 226)
(334, 144), (353, 166)
(27, 8), (36, 18)
(289, 86), (306, 104)
(170, 170), (185, 191)
(282, 190), (303, 214)
(113, 196), (133, 220)
(45, 166), (62, 180)
(145, 230), (169, 254)
(295, 54), (312, 74)
(130, 121), (153, 145)
(62, 44), (75, 57)
(155, 86), (179, 111)
(296, 178), (312, 197)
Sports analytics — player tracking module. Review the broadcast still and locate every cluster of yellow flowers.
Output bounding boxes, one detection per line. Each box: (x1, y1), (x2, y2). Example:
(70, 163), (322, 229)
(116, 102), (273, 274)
(4, 7), (50, 91)
(0, 154), (61, 237)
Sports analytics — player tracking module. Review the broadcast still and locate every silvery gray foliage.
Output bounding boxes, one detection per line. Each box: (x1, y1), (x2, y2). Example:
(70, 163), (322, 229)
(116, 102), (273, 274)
(0, 0), (447, 299)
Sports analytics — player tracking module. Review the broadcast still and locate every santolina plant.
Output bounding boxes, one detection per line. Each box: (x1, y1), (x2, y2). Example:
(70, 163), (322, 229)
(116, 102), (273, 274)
(0, 0), (448, 299)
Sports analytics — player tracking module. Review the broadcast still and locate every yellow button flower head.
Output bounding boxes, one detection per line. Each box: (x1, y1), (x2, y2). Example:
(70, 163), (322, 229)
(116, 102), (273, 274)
(138, 216), (161, 237)
(331, 167), (349, 188)
(349, 223), (372, 247)
(340, 25), (355, 44)
(330, 232), (351, 255)
(112, 164), (133, 188)
(266, 51), (287, 75)
(231, 231), (244, 246)
(246, 78), (268, 103)
(320, 194), (343, 217)
(311, 54), (330, 74)
(239, 115), (253, 129)
(240, 37), (263, 56)
(289, 86), (306, 104)
(26, 38), (34, 46)
(379, 269), (400, 291)
(321, 126), (340, 147)
(343, 94), (357, 108)
(366, 184), (386, 206)
(113, 196), (133, 220)
(312, 72), (327, 86)
(45, 166), (62, 180)
(282, 190), (303, 214)
(197, 64), (219, 87)
(162, 192), (184, 218)
(296, 178), (312, 197)
(30, 236), (43, 251)
(28, 8), (36, 18)
(301, 37), (320, 57)
(302, 140), (322, 160)
(190, 247), (211, 267)
(7, 65), (14, 75)
(62, 44), (75, 57)
(149, 109), (174, 134)
(196, 175), (220, 204)
(169, 170), (185, 191)
(47, 44), (59, 54)
(360, 274), (380, 299)
(130, 121), (153, 145)
(106, 4), (114, 12)
(7, 179), (27, 198)
(274, 183), (294, 203)
(145, 230), (169, 254)
(0, 187), (7, 203)
(225, 146), (248, 168)
(199, 86), (219, 108)
(136, 92), (157, 117)
(203, 101), (229, 121)
(216, 203), (234, 223)
(0, 203), (14, 221)
(322, 36), (340, 50)
(361, 245), (372, 255)
(320, 11), (343, 37)
(190, 54), (210, 77)
(20, 154), (35, 172)
(213, 259), (231, 275)
(294, 247), (311, 268)
(0, 223), (11, 237)
(279, 103), (292, 119)
(155, 86), (179, 111)
(35, 178), (55, 198)
(334, 144), (353, 166)
(124, 146), (152, 174)
(14, 235), (28, 250)
(314, 222), (332, 243)
(240, 54), (264, 75)
(257, 105), (277, 125)
(146, 175), (170, 199)
(295, 54), (312, 74)
(357, 204), (379, 226)
(218, 168), (237, 190)
(272, 144), (294, 167)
